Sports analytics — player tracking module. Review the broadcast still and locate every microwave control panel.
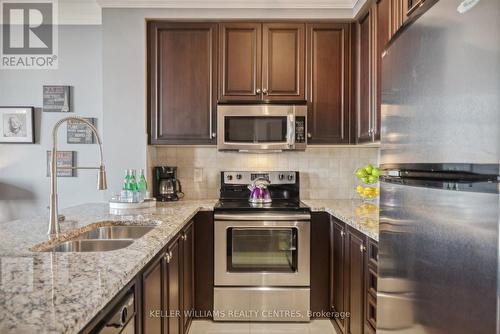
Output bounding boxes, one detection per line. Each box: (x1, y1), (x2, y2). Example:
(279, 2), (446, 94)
(295, 116), (306, 143)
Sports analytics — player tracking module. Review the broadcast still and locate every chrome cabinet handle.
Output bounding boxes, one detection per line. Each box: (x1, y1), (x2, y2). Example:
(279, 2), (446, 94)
(165, 253), (171, 263)
(360, 244), (366, 253)
(256, 88), (262, 94)
(307, 133), (312, 139)
(212, 132), (216, 138)
(262, 88), (268, 94)
(340, 230), (345, 237)
(181, 234), (187, 241)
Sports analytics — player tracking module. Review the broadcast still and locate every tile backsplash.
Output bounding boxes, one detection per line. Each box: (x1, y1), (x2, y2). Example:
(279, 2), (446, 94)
(148, 146), (379, 200)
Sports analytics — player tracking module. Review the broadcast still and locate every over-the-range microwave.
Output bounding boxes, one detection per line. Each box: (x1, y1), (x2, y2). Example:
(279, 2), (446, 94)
(217, 104), (307, 152)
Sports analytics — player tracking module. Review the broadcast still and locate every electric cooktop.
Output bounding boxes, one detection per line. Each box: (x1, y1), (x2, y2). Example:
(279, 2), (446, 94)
(214, 199), (310, 212)
(216, 171), (310, 213)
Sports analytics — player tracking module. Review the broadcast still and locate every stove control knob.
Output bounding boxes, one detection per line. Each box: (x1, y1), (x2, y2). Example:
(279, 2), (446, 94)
(279, 174), (285, 180)
(236, 174), (242, 180)
(227, 175), (233, 181)
(287, 174), (294, 181)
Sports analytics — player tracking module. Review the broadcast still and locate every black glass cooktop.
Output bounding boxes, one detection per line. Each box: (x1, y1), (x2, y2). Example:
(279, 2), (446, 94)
(214, 200), (310, 212)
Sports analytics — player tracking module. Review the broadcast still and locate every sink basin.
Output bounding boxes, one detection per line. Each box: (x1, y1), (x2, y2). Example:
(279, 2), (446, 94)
(77, 225), (156, 240)
(42, 239), (134, 252)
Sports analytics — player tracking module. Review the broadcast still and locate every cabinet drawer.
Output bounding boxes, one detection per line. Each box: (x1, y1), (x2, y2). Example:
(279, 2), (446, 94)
(366, 292), (377, 331)
(367, 266), (378, 297)
(368, 238), (378, 269)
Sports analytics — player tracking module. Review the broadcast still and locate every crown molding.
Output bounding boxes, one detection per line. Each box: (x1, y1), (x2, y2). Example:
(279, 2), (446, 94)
(96, 0), (357, 9)
(57, 0), (370, 24)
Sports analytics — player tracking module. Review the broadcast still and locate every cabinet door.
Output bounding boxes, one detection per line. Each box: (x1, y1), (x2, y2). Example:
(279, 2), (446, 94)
(219, 22), (262, 101)
(142, 257), (163, 334)
(347, 229), (366, 334)
(148, 22), (217, 144)
(262, 23), (305, 101)
(165, 238), (182, 334)
(307, 23), (350, 144)
(331, 219), (347, 333)
(356, 12), (374, 143)
(374, 0), (392, 141)
(182, 222), (194, 332)
(194, 212), (214, 316)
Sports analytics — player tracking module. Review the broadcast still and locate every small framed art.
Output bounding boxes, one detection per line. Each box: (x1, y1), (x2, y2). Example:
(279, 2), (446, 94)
(0, 107), (35, 143)
(43, 86), (71, 112)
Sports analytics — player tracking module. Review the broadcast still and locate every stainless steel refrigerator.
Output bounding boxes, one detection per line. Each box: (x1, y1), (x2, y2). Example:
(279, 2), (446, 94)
(379, 0), (500, 333)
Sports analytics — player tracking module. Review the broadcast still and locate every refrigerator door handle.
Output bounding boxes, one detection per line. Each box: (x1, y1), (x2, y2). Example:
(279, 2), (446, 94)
(382, 170), (401, 177)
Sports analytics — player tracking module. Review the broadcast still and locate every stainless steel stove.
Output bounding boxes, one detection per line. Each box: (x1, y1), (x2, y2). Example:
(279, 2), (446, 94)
(213, 171), (311, 322)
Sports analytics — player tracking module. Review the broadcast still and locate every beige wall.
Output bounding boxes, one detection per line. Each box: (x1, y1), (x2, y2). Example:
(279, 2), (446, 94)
(149, 146), (379, 200)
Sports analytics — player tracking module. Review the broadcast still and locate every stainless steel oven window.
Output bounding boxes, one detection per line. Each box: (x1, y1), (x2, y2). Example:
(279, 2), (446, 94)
(227, 227), (298, 272)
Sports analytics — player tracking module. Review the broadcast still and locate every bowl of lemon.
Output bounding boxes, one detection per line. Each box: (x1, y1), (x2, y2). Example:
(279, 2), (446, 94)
(354, 164), (381, 200)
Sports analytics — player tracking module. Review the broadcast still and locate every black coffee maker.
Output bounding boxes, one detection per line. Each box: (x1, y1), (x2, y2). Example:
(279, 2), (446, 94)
(153, 166), (184, 201)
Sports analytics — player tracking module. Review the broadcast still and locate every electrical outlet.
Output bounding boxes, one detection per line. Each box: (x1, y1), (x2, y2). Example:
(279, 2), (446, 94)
(194, 168), (203, 183)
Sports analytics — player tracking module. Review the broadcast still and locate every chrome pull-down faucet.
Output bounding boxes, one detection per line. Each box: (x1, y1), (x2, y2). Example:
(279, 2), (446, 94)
(48, 117), (107, 236)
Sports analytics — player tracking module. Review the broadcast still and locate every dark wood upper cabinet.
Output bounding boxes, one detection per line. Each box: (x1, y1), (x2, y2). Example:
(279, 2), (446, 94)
(218, 22), (262, 101)
(307, 23), (350, 144)
(374, 0), (392, 141)
(356, 12), (375, 143)
(262, 23), (305, 101)
(219, 22), (305, 102)
(346, 227), (366, 334)
(148, 22), (217, 145)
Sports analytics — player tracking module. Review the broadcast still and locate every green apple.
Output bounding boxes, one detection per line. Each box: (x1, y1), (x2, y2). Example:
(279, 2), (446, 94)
(368, 175), (378, 183)
(355, 168), (368, 178)
(360, 177), (369, 184)
(364, 164), (374, 175)
(371, 167), (381, 177)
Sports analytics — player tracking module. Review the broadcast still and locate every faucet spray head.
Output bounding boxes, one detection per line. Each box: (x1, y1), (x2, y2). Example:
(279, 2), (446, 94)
(98, 165), (107, 190)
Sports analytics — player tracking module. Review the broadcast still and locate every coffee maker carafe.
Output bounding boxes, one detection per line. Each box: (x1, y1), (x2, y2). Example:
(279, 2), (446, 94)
(153, 166), (184, 201)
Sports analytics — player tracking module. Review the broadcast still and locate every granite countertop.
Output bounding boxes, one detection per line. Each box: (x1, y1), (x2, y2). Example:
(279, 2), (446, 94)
(0, 198), (378, 334)
(0, 200), (216, 334)
(302, 199), (379, 241)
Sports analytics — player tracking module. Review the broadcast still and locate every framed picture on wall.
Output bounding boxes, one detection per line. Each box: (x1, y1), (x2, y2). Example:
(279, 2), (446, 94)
(46, 151), (76, 177)
(67, 118), (97, 144)
(0, 107), (35, 143)
(43, 86), (71, 112)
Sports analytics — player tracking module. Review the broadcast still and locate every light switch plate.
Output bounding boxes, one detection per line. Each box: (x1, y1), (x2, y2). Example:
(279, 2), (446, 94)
(194, 168), (203, 183)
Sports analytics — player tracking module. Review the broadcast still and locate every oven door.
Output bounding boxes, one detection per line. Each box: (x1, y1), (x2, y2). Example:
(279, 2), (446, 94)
(214, 217), (310, 286)
(217, 105), (295, 151)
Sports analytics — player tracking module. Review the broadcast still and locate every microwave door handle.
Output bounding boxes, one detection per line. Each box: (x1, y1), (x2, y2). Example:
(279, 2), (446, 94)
(287, 113), (295, 148)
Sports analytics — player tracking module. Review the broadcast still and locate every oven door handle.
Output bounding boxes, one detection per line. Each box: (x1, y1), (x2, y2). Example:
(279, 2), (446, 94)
(214, 213), (311, 221)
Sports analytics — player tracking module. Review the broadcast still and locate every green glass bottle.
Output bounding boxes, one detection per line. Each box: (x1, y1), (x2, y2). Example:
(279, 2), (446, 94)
(129, 170), (138, 192)
(138, 169), (148, 192)
(122, 170), (128, 190)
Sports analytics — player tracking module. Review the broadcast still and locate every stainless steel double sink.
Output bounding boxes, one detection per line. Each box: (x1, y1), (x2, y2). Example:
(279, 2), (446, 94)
(42, 225), (156, 252)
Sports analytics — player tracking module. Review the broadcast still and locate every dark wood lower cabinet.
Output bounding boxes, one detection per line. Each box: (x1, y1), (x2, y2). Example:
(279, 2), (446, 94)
(330, 216), (378, 334)
(311, 212), (331, 314)
(142, 257), (163, 334)
(331, 218), (347, 333)
(194, 211), (214, 315)
(182, 222), (194, 332)
(347, 227), (366, 334)
(165, 236), (182, 334)
(139, 219), (198, 334)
